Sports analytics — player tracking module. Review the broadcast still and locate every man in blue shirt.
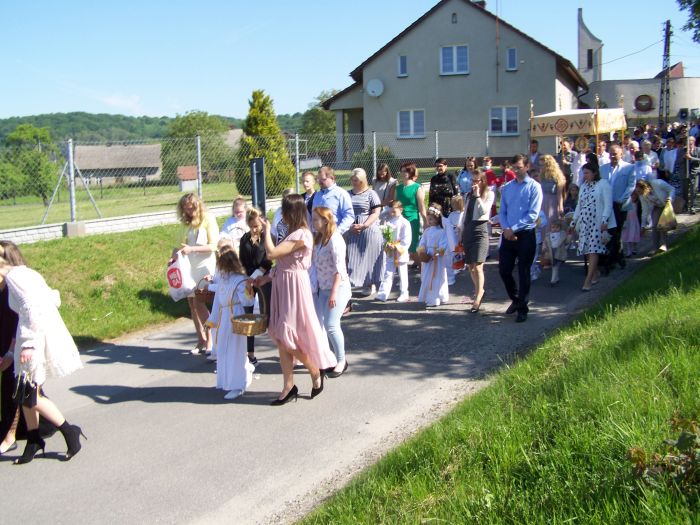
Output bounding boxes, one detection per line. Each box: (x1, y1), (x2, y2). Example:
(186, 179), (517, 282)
(600, 145), (634, 270)
(498, 154), (543, 323)
(311, 166), (355, 234)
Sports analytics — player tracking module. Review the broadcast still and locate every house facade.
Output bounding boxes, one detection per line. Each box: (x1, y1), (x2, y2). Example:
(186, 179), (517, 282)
(324, 0), (586, 165)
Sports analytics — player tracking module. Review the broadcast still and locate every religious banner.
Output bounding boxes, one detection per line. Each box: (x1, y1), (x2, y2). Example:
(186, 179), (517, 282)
(530, 108), (626, 137)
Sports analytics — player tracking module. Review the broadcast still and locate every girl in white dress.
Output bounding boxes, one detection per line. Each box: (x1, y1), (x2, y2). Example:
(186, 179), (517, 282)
(377, 201), (412, 302)
(445, 195), (464, 283)
(417, 204), (450, 307)
(0, 248), (85, 465)
(205, 247), (254, 400)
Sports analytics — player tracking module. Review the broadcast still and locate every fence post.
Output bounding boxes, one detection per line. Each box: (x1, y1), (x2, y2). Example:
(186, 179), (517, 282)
(372, 131), (377, 181)
(195, 135), (203, 198)
(434, 130), (439, 159)
(68, 138), (76, 222)
(295, 133), (300, 194)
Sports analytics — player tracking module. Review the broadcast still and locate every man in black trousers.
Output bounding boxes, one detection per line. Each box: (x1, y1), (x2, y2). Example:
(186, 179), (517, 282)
(498, 154), (543, 323)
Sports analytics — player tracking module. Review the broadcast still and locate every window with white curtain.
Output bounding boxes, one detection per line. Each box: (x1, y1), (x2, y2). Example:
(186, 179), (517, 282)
(490, 106), (519, 135)
(398, 109), (425, 138)
(440, 45), (469, 75)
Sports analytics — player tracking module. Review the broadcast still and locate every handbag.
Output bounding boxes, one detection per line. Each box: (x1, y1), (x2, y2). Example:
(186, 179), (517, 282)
(13, 371), (38, 408)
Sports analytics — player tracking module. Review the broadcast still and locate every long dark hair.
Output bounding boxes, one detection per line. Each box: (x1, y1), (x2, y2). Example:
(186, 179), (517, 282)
(216, 247), (246, 276)
(282, 193), (309, 232)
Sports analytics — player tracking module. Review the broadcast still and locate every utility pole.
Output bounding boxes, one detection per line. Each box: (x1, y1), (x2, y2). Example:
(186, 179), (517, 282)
(658, 20), (672, 128)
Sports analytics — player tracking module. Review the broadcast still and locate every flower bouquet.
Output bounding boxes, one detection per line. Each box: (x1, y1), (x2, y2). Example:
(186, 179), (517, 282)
(382, 224), (401, 266)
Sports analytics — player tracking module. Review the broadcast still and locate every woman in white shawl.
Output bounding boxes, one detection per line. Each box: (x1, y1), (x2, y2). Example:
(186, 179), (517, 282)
(0, 245), (84, 464)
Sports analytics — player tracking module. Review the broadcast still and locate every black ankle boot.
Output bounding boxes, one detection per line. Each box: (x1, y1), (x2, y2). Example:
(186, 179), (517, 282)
(59, 421), (87, 461)
(15, 429), (45, 465)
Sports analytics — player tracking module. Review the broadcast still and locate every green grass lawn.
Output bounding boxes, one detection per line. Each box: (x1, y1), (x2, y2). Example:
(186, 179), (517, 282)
(0, 181), (242, 229)
(302, 226), (700, 524)
(20, 223), (191, 347)
(1, 167), (439, 230)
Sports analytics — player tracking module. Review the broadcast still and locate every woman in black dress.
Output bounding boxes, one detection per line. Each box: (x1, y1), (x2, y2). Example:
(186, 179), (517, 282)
(429, 157), (458, 217)
(0, 241), (22, 454)
(238, 208), (273, 367)
(462, 170), (495, 313)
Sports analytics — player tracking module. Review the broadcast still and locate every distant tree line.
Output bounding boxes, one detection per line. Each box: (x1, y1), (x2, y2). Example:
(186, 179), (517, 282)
(0, 91), (338, 204)
(0, 110), (314, 144)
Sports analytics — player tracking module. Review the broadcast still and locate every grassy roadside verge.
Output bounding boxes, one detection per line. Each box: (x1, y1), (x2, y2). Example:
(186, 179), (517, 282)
(302, 226), (700, 524)
(20, 223), (189, 347)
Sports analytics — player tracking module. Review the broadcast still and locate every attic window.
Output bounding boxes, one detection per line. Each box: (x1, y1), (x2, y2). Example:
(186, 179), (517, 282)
(452, 13), (457, 23)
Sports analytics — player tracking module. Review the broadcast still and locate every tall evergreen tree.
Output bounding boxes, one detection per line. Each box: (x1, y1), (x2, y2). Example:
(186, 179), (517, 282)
(238, 90), (295, 196)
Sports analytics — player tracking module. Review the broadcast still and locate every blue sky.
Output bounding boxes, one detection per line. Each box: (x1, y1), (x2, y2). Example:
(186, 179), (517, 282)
(1, 0), (698, 119)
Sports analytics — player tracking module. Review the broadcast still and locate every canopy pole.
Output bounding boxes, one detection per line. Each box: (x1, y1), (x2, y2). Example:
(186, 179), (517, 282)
(618, 94), (625, 145)
(594, 94), (600, 157)
(529, 99), (534, 144)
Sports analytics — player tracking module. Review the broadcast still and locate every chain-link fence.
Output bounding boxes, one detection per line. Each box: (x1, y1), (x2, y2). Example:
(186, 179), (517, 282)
(0, 130), (488, 230)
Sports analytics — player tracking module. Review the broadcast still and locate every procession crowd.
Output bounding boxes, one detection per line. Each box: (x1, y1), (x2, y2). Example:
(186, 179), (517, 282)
(0, 119), (697, 463)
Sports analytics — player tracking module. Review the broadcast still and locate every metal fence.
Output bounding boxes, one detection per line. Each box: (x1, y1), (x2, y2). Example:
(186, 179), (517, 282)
(0, 130), (488, 230)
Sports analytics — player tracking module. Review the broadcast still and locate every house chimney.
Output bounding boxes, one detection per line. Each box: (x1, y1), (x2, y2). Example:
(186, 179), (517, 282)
(473, 0), (486, 8)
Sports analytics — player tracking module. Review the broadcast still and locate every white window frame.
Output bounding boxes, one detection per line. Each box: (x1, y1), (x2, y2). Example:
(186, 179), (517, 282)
(440, 44), (469, 75)
(506, 47), (518, 71)
(489, 106), (519, 136)
(397, 55), (408, 77)
(397, 109), (426, 139)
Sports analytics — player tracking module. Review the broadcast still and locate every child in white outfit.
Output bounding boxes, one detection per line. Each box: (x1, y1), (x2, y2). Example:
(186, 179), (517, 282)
(445, 195), (464, 281)
(205, 247), (254, 400)
(417, 203), (449, 307)
(377, 201), (412, 302)
(548, 219), (569, 285)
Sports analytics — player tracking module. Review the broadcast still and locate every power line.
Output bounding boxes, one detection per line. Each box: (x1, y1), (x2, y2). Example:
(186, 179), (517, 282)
(600, 39), (664, 65)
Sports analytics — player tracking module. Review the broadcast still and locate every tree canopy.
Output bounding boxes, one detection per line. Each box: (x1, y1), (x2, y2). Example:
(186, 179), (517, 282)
(678, 0), (700, 43)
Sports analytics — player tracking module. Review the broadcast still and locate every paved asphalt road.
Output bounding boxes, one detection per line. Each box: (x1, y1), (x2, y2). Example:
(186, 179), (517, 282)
(1, 215), (697, 524)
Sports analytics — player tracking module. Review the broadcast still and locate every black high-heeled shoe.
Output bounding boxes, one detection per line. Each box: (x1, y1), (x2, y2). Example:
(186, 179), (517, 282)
(470, 292), (484, 313)
(326, 361), (348, 378)
(59, 421), (87, 461)
(311, 373), (324, 399)
(270, 385), (298, 406)
(14, 430), (45, 465)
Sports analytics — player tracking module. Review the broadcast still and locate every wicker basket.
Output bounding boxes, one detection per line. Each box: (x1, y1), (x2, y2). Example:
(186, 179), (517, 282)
(231, 282), (268, 336)
(194, 277), (215, 304)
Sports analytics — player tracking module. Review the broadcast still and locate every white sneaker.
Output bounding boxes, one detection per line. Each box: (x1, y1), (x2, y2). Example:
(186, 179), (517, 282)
(376, 293), (388, 302)
(426, 299), (440, 307)
(224, 390), (243, 400)
(396, 293), (409, 302)
(190, 346), (203, 355)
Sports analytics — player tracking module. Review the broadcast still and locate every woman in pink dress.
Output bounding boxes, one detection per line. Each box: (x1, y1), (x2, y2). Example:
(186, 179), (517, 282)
(256, 194), (337, 405)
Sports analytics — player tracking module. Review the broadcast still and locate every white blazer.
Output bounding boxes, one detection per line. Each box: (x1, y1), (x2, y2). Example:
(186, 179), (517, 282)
(573, 179), (617, 232)
(464, 191), (495, 222)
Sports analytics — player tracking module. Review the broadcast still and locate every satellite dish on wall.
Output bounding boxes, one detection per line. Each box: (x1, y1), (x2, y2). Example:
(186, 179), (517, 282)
(366, 79), (384, 98)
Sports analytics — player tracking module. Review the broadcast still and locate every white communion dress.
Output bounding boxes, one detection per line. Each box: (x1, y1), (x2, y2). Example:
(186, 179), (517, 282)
(207, 273), (254, 393)
(417, 226), (450, 306)
(6, 265), (82, 385)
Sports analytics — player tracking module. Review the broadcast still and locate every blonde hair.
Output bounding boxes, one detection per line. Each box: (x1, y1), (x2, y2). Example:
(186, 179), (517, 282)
(313, 206), (337, 247)
(540, 155), (566, 187)
(217, 237), (234, 253)
(177, 193), (207, 228)
(351, 168), (369, 191)
(450, 195), (464, 212)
